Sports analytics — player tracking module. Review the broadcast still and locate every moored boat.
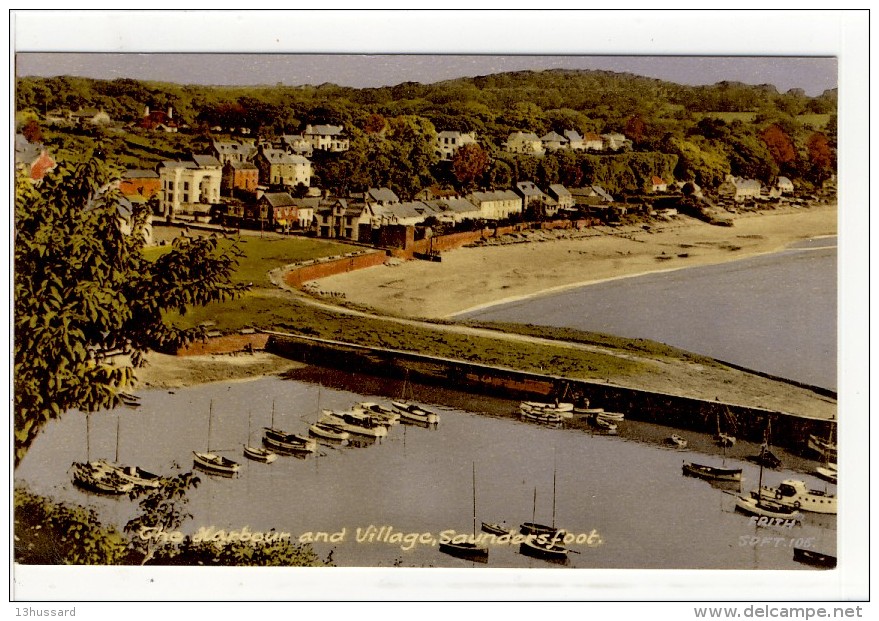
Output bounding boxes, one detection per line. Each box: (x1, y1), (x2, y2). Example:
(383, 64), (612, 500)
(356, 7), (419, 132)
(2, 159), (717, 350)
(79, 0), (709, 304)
(595, 411), (625, 422)
(734, 495), (804, 521)
(714, 432), (736, 448)
(92, 459), (163, 489)
(193, 451), (240, 477)
(815, 463), (838, 484)
(793, 547), (837, 569)
(321, 410), (388, 438)
(481, 521), (514, 536)
(808, 434), (837, 462)
(243, 444), (278, 463)
(666, 434), (688, 448)
(519, 537), (569, 563)
(439, 463), (489, 563)
(308, 421), (351, 442)
(590, 416), (618, 432)
(354, 402), (400, 425)
(263, 427), (319, 453)
(391, 401), (439, 425)
(752, 479), (837, 514)
(747, 448), (783, 469)
(71, 461), (136, 495)
(682, 461), (743, 482)
(520, 401), (574, 419)
(519, 409), (563, 425)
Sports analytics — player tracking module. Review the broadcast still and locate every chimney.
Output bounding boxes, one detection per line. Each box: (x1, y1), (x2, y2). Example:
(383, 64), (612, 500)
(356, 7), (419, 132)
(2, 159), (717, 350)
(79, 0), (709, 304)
(144, 105), (150, 117)
(168, 106), (173, 119)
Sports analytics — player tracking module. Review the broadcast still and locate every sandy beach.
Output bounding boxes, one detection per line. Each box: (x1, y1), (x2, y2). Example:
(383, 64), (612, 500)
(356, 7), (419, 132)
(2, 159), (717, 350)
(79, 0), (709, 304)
(315, 204), (837, 320)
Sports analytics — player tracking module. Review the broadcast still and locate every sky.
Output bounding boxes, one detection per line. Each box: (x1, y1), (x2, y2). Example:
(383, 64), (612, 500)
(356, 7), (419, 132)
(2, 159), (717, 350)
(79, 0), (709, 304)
(11, 10), (845, 96)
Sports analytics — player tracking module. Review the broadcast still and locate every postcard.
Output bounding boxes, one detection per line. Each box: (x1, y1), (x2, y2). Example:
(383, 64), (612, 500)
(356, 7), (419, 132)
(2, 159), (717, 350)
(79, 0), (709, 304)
(8, 9), (869, 611)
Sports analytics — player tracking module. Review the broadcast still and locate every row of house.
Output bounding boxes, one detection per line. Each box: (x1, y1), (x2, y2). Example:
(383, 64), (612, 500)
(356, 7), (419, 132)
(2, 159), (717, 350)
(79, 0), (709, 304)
(505, 130), (630, 156)
(717, 175), (795, 203)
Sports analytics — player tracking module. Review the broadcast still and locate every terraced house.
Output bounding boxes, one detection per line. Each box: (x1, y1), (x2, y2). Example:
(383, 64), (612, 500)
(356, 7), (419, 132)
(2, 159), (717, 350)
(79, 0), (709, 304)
(157, 155), (222, 219)
(257, 147), (312, 188)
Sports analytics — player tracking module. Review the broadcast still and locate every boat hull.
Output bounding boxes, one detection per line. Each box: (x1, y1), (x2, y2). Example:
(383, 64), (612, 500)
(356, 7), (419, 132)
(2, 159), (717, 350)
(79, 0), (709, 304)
(734, 495), (803, 520)
(71, 462), (135, 495)
(754, 482), (837, 514)
(192, 452), (240, 476)
(793, 547), (837, 569)
(682, 462), (743, 482)
(243, 445), (278, 463)
(438, 541), (489, 563)
(391, 401), (439, 425)
(519, 539), (569, 564)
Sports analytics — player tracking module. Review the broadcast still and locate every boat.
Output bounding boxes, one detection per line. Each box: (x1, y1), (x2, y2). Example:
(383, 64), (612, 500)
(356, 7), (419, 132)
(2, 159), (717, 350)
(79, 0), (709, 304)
(590, 416), (618, 433)
(481, 521), (514, 536)
(243, 411), (278, 464)
(747, 448), (783, 469)
(263, 427), (319, 453)
(392, 372), (440, 425)
(71, 461), (135, 495)
(519, 409), (563, 425)
(752, 479), (837, 514)
(666, 434), (688, 448)
(320, 410), (388, 438)
(308, 421), (351, 442)
(193, 401), (240, 477)
(438, 463), (489, 563)
(354, 402), (400, 425)
(793, 547), (837, 569)
(682, 461), (743, 482)
(815, 462), (838, 484)
(520, 401), (574, 419)
(714, 407), (737, 447)
(93, 416), (164, 489)
(519, 537), (570, 564)
(733, 419), (803, 520)
(391, 401), (439, 425)
(595, 410), (625, 422)
(808, 433), (837, 462)
(734, 494), (804, 521)
(519, 467), (567, 541)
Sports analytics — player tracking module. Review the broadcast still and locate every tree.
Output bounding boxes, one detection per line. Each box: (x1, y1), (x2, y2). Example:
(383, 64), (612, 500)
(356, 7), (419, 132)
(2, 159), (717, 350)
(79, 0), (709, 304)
(451, 143), (489, 191)
(14, 156), (248, 466)
(805, 132), (835, 185)
(21, 119), (43, 143)
(759, 123), (798, 174)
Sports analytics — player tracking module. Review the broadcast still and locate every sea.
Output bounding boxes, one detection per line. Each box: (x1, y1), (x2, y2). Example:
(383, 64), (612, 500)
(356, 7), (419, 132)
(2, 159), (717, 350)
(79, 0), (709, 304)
(459, 237), (838, 391)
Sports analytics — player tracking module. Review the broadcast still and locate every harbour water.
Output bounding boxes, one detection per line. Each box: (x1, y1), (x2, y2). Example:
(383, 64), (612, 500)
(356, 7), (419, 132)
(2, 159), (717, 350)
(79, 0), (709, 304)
(459, 238), (837, 391)
(17, 369), (836, 569)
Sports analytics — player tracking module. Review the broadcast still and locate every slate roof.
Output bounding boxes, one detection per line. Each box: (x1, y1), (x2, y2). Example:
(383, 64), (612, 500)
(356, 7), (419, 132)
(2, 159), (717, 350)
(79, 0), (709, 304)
(366, 187), (400, 204)
(229, 161), (258, 170)
(564, 130), (583, 142)
(467, 190), (521, 203)
(124, 169), (160, 179)
(516, 182), (546, 197)
(192, 154), (222, 168)
(548, 184), (571, 199)
(305, 124), (345, 136)
(541, 131), (567, 143)
(425, 197), (480, 215)
(261, 192), (297, 208)
(262, 148), (310, 165)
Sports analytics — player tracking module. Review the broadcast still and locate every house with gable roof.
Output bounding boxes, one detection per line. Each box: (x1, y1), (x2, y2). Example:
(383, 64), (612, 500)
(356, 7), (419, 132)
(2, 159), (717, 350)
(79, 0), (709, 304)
(303, 124), (349, 152)
(211, 140), (257, 166)
(504, 132), (545, 156)
(650, 176), (668, 193)
(314, 198), (374, 240)
(280, 134), (314, 157)
(466, 190), (523, 220)
(140, 106), (178, 133)
(119, 169), (161, 200)
(547, 184), (575, 211)
(157, 155), (222, 219)
(423, 196), (482, 223)
(540, 131), (568, 152)
(223, 160), (260, 195)
(582, 132), (604, 151)
(564, 130), (586, 151)
(14, 134), (56, 182)
(364, 187), (401, 207)
(257, 147), (312, 188)
(718, 175), (762, 203)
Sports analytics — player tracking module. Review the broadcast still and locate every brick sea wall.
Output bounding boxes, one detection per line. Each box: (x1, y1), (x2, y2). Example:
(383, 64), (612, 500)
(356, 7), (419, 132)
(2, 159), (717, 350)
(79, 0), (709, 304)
(176, 333), (270, 356)
(283, 251), (388, 287)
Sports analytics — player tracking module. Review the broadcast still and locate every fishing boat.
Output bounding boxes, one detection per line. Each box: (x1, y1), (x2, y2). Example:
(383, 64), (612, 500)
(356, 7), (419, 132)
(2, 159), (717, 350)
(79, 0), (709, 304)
(243, 411), (277, 464)
(520, 401), (574, 419)
(354, 402), (400, 425)
(793, 547), (837, 569)
(481, 521), (514, 536)
(590, 415), (618, 433)
(752, 479), (837, 514)
(308, 421), (351, 442)
(71, 461), (135, 495)
(439, 463), (489, 563)
(682, 461), (743, 482)
(666, 434), (688, 448)
(193, 401), (240, 477)
(320, 410), (388, 438)
(815, 462), (838, 484)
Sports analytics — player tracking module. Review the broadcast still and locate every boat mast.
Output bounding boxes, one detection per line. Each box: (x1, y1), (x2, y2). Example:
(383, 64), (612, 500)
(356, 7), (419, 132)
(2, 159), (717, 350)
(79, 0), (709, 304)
(207, 400), (214, 453)
(757, 417), (769, 506)
(552, 458), (557, 529)
(472, 462), (477, 538)
(115, 415), (120, 464)
(532, 487), (537, 525)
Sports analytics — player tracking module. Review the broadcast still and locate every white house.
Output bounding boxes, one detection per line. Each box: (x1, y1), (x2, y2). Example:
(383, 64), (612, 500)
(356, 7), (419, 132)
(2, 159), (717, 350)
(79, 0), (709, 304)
(564, 130), (586, 151)
(435, 131), (477, 161)
(257, 148), (312, 188)
(583, 132), (604, 151)
(650, 176), (668, 193)
(719, 175), (762, 202)
(601, 132), (629, 151)
(303, 124), (350, 152)
(540, 131), (568, 151)
(466, 190), (523, 220)
(158, 156), (223, 219)
(776, 176), (795, 193)
(423, 196), (482, 223)
(547, 184), (575, 211)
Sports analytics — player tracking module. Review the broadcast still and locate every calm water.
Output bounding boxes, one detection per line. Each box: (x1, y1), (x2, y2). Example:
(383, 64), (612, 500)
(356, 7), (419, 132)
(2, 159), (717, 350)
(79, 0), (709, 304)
(460, 238), (837, 391)
(17, 372), (836, 569)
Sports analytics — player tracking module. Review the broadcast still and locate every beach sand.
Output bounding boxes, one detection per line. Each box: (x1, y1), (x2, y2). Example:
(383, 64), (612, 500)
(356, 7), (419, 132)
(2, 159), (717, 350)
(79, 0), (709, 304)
(135, 351), (304, 390)
(315, 204), (837, 320)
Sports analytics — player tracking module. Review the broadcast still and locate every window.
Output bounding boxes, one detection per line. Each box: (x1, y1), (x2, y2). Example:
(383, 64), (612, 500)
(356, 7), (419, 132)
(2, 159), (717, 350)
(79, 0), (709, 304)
(183, 193), (189, 203)
(183, 182), (189, 190)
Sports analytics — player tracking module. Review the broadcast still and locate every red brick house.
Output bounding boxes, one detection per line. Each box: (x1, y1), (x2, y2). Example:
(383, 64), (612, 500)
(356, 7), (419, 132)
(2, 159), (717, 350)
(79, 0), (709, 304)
(140, 106), (178, 132)
(119, 169), (161, 199)
(223, 161), (259, 195)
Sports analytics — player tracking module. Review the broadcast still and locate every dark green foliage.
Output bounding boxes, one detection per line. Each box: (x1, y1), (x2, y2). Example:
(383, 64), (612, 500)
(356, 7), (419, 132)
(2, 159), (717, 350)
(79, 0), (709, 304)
(14, 487), (128, 565)
(14, 157), (249, 465)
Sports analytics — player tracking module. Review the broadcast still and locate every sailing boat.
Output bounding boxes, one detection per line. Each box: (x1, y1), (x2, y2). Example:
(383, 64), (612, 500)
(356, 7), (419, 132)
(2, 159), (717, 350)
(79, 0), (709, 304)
(94, 415), (164, 488)
(193, 401), (241, 476)
(391, 370), (439, 425)
(439, 462), (489, 563)
(263, 400), (318, 454)
(714, 406), (737, 447)
(243, 410), (278, 463)
(519, 461), (569, 562)
(734, 417), (802, 520)
(813, 422), (838, 484)
(71, 413), (135, 495)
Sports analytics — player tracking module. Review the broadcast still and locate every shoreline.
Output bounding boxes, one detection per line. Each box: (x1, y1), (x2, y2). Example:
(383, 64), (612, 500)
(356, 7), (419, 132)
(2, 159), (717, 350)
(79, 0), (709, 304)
(315, 204), (838, 320)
